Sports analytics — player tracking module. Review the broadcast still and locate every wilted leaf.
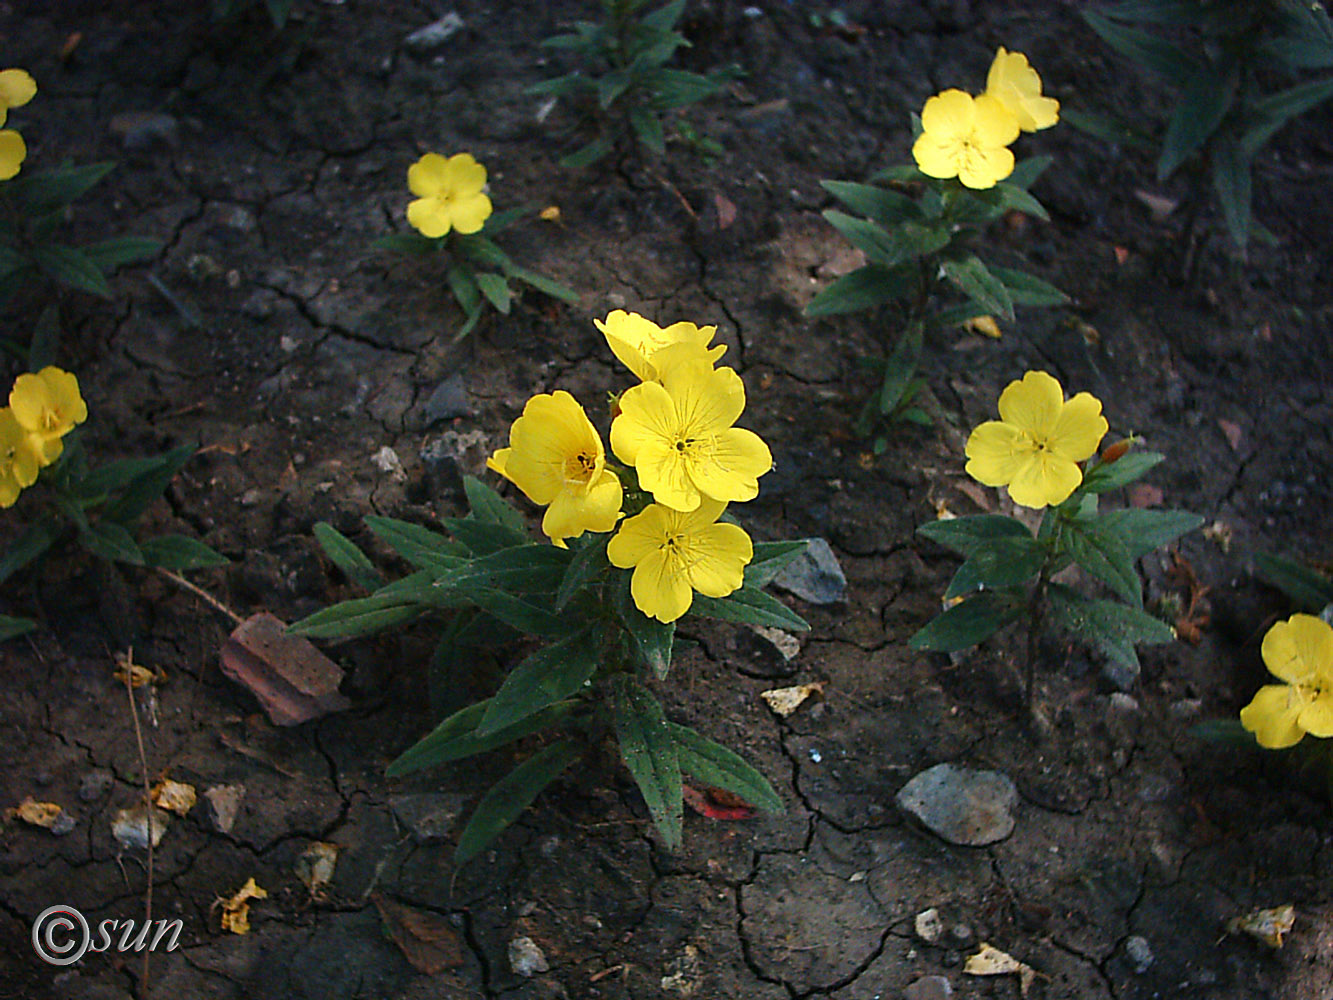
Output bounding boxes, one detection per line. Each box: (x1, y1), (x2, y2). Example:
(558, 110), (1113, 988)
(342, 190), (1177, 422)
(220, 877), (267, 935)
(295, 841), (341, 898)
(111, 805), (170, 849)
(373, 893), (465, 973)
(151, 779), (196, 817)
(10, 797), (67, 831)
(760, 682), (825, 717)
(964, 942), (1039, 996)
(682, 784), (757, 820)
(1227, 904), (1295, 948)
(113, 650), (167, 689)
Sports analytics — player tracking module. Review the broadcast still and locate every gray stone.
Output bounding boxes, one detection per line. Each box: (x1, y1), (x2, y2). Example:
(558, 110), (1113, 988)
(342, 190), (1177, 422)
(914, 907), (943, 943)
(404, 12), (465, 53)
(904, 975), (953, 1000)
(390, 792), (468, 844)
(79, 768), (114, 802)
(204, 784), (245, 834)
(1125, 935), (1153, 973)
(773, 537), (847, 605)
(50, 810), (77, 836)
(896, 763), (1018, 846)
(508, 936), (549, 977)
(108, 111), (179, 151)
(420, 374), (472, 424)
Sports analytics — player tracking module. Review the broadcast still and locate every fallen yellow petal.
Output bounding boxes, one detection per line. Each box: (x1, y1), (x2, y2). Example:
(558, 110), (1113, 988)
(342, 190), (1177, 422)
(221, 877), (268, 935)
(151, 779), (197, 817)
(1227, 904), (1295, 948)
(965, 942), (1039, 997)
(760, 682), (825, 718)
(964, 315), (1002, 339)
(11, 797), (64, 829)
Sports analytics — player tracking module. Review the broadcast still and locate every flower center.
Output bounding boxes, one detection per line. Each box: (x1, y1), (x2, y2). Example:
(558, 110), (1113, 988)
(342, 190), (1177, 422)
(563, 450), (597, 487)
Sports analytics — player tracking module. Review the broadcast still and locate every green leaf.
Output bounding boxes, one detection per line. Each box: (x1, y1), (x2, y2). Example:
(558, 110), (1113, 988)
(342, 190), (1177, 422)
(647, 68), (725, 110)
(1082, 10), (1198, 86)
(614, 575), (676, 679)
(0, 521), (61, 585)
(1253, 552), (1333, 613)
(474, 271), (512, 314)
(139, 534), (229, 570)
(629, 107), (666, 153)
(908, 592), (1022, 652)
(641, 0), (687, 32)
(689, 586), (810, 632)
(597, 69), (632, 109)
(445, 262), (482, 318)
(1046, 584), (1175, 680)
(873, 323), (923, 419)
(9, 161), (116, 215)
(101, 443), (195, 525)
(562, 137), (614, 169)
(820, 181), (922, 226)
(435, 543), (570, 596)
(1158, 63), (1237, 181)
(556, 535), (610, 611)
(288, 595), (424, 639)
(1081, 451), (1164, 493)
(79, 236), (162, 272)
(503, 263), (582, 305)
(804, 264), (916, 316)
(743, 539), (810, 589)
(1211, 136), (1252, 250)
(443, 517), (529, 556)
(940, 255), (1014, 322)
(478, 629), (599, 736)
(480, 205), (532, 236)
(0, 614), (37, 642)
(822, 211), (949, 269)
(31, 246), (111, 298)
(944, 535), (1045, 600)
(389, 698), (578, 777)
(988, 265), (1068, 307)
(1242, 75), (1333, 157)
(313, 522), (384, 591)
(668, 722), (783, 813)
(454, 584), (570, 637)
(463, 475), (528, 535)
(454, 740), (583, 863)
(27, 304), (60, 372)
(372, 232), (440, 255)
(1061, 519), (1143, 606)
(1098, 509), (1203, 560)
(1190, 718), (1261, 748)
(1101, 0), (1206, 24)
(363, 515), (468, 570)
(1005, 155), (1053, 190)
(80, 521), (145, 565)
(917, 514), (1030, 557)
(993, 181), (1050, 221)
(612, 675), (682, 850)
(1060, 108), (1157, 151)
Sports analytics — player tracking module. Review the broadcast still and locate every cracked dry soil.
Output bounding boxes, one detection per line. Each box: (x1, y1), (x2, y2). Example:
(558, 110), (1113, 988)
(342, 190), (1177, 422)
(2, 2), (1333, 999)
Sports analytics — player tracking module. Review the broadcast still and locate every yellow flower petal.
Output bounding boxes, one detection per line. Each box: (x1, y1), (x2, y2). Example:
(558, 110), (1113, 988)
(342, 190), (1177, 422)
(986, 48), (1059, 132)
(407, 153), (449, 197)
(486, 447), (512, 480)
(0, 408), (40, 489)
(687, 522), (753, 597)
(505, 390), (603, 506)
(956, 143), (1014, 189)
(449, 191), (493, 235)
(687, 427), (771, 504)
(912, 133), (959, 180)
(1261, 614), (1333, 686)
(542, 471), (622, 547)
(662, 362), (746, 438)
(631, 546), (695, 623)
(1240, 683), (1308, 749)
(407, 196), (451, 238)
(633, 439), (701, 512)
(0, 129), (26, 181)
(920, 89), (974, 140)
(1049, 392), (1108, 463)
(595, 311), (722, 382)
(1006, 450), (1082, 509)
(608, 504), (669, 568)
(441, 153), (486, 196)
(964, 420), (1027, 487)
(996, 370), (1063, 437)
(0, 69), (37, 112)
(610, 380), (677, 467)
(1298, 690), (1333, 739)
(972, 93), (1021, 148)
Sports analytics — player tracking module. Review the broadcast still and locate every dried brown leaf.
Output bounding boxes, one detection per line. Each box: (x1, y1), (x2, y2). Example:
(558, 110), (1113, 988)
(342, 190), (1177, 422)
(373, 893), (465, 974)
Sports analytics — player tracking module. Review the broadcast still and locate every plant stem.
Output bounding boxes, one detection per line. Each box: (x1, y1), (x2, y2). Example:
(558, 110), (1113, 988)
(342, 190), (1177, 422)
(123, 650), (154, 992)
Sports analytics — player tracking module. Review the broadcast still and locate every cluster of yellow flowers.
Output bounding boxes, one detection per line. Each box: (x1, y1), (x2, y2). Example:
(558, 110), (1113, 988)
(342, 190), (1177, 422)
(963, 370), (1109, 509)
(912, 49), (1058, 190)
(0, 68), (35, 181)
(405, 152), (494, 238)
(0, 366), (87, 507)
(1241, 614), (1333, 750)
(487, 312), (773, 622)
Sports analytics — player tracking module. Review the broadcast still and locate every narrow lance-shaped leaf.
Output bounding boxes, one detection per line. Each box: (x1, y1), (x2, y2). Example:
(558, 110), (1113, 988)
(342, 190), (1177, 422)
(909, 592), (1022, 652)
(454, 740), (583, 863)
(669, 722), (783, 814)
(612, 675), (682, 849)
(312, 522), (384, 591)
(477, 629), (599, 736)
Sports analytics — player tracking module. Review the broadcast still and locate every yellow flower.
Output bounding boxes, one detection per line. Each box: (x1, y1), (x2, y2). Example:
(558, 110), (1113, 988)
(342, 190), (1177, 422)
(964, 370), (1107, 509)
(0, 69), (36, 127)
(0, 129), (25, 181)
(10, 366), (88, 466)
(405, 152), (493, 238)
(610, 358), (772, 512)
(486, 390), (622, 547)
(608, 498), (753, 623)
(0, 408), (42, 507)
(985, 48), (1059, 133)
(911, 89), (1020, 190)
(594, 310), (725, 382)
(1240, 614), (1333, 749)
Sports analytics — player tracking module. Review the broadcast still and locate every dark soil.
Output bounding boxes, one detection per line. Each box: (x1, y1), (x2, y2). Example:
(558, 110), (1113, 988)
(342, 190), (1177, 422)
(2, 2), (1332, 999)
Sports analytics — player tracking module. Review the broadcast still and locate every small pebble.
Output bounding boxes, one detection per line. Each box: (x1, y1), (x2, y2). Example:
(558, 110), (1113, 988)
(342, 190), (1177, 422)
(903, 975), (953, 1000)
(914, 907), (943, 943)
(1125, 935), (1153, 973)
(78, 769), (114, 802)
(508, 936), (549, 977)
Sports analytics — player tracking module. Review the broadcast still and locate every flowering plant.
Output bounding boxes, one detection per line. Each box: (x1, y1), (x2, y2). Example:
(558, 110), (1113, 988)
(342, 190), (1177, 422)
(910, 370), (1201, 699)
(807, 49), (1065, 446)
(0, 365), (225, 642)
(374, 151), (579, 341)
(530, 0), (739, 167)
(295, 310), (808, 857)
